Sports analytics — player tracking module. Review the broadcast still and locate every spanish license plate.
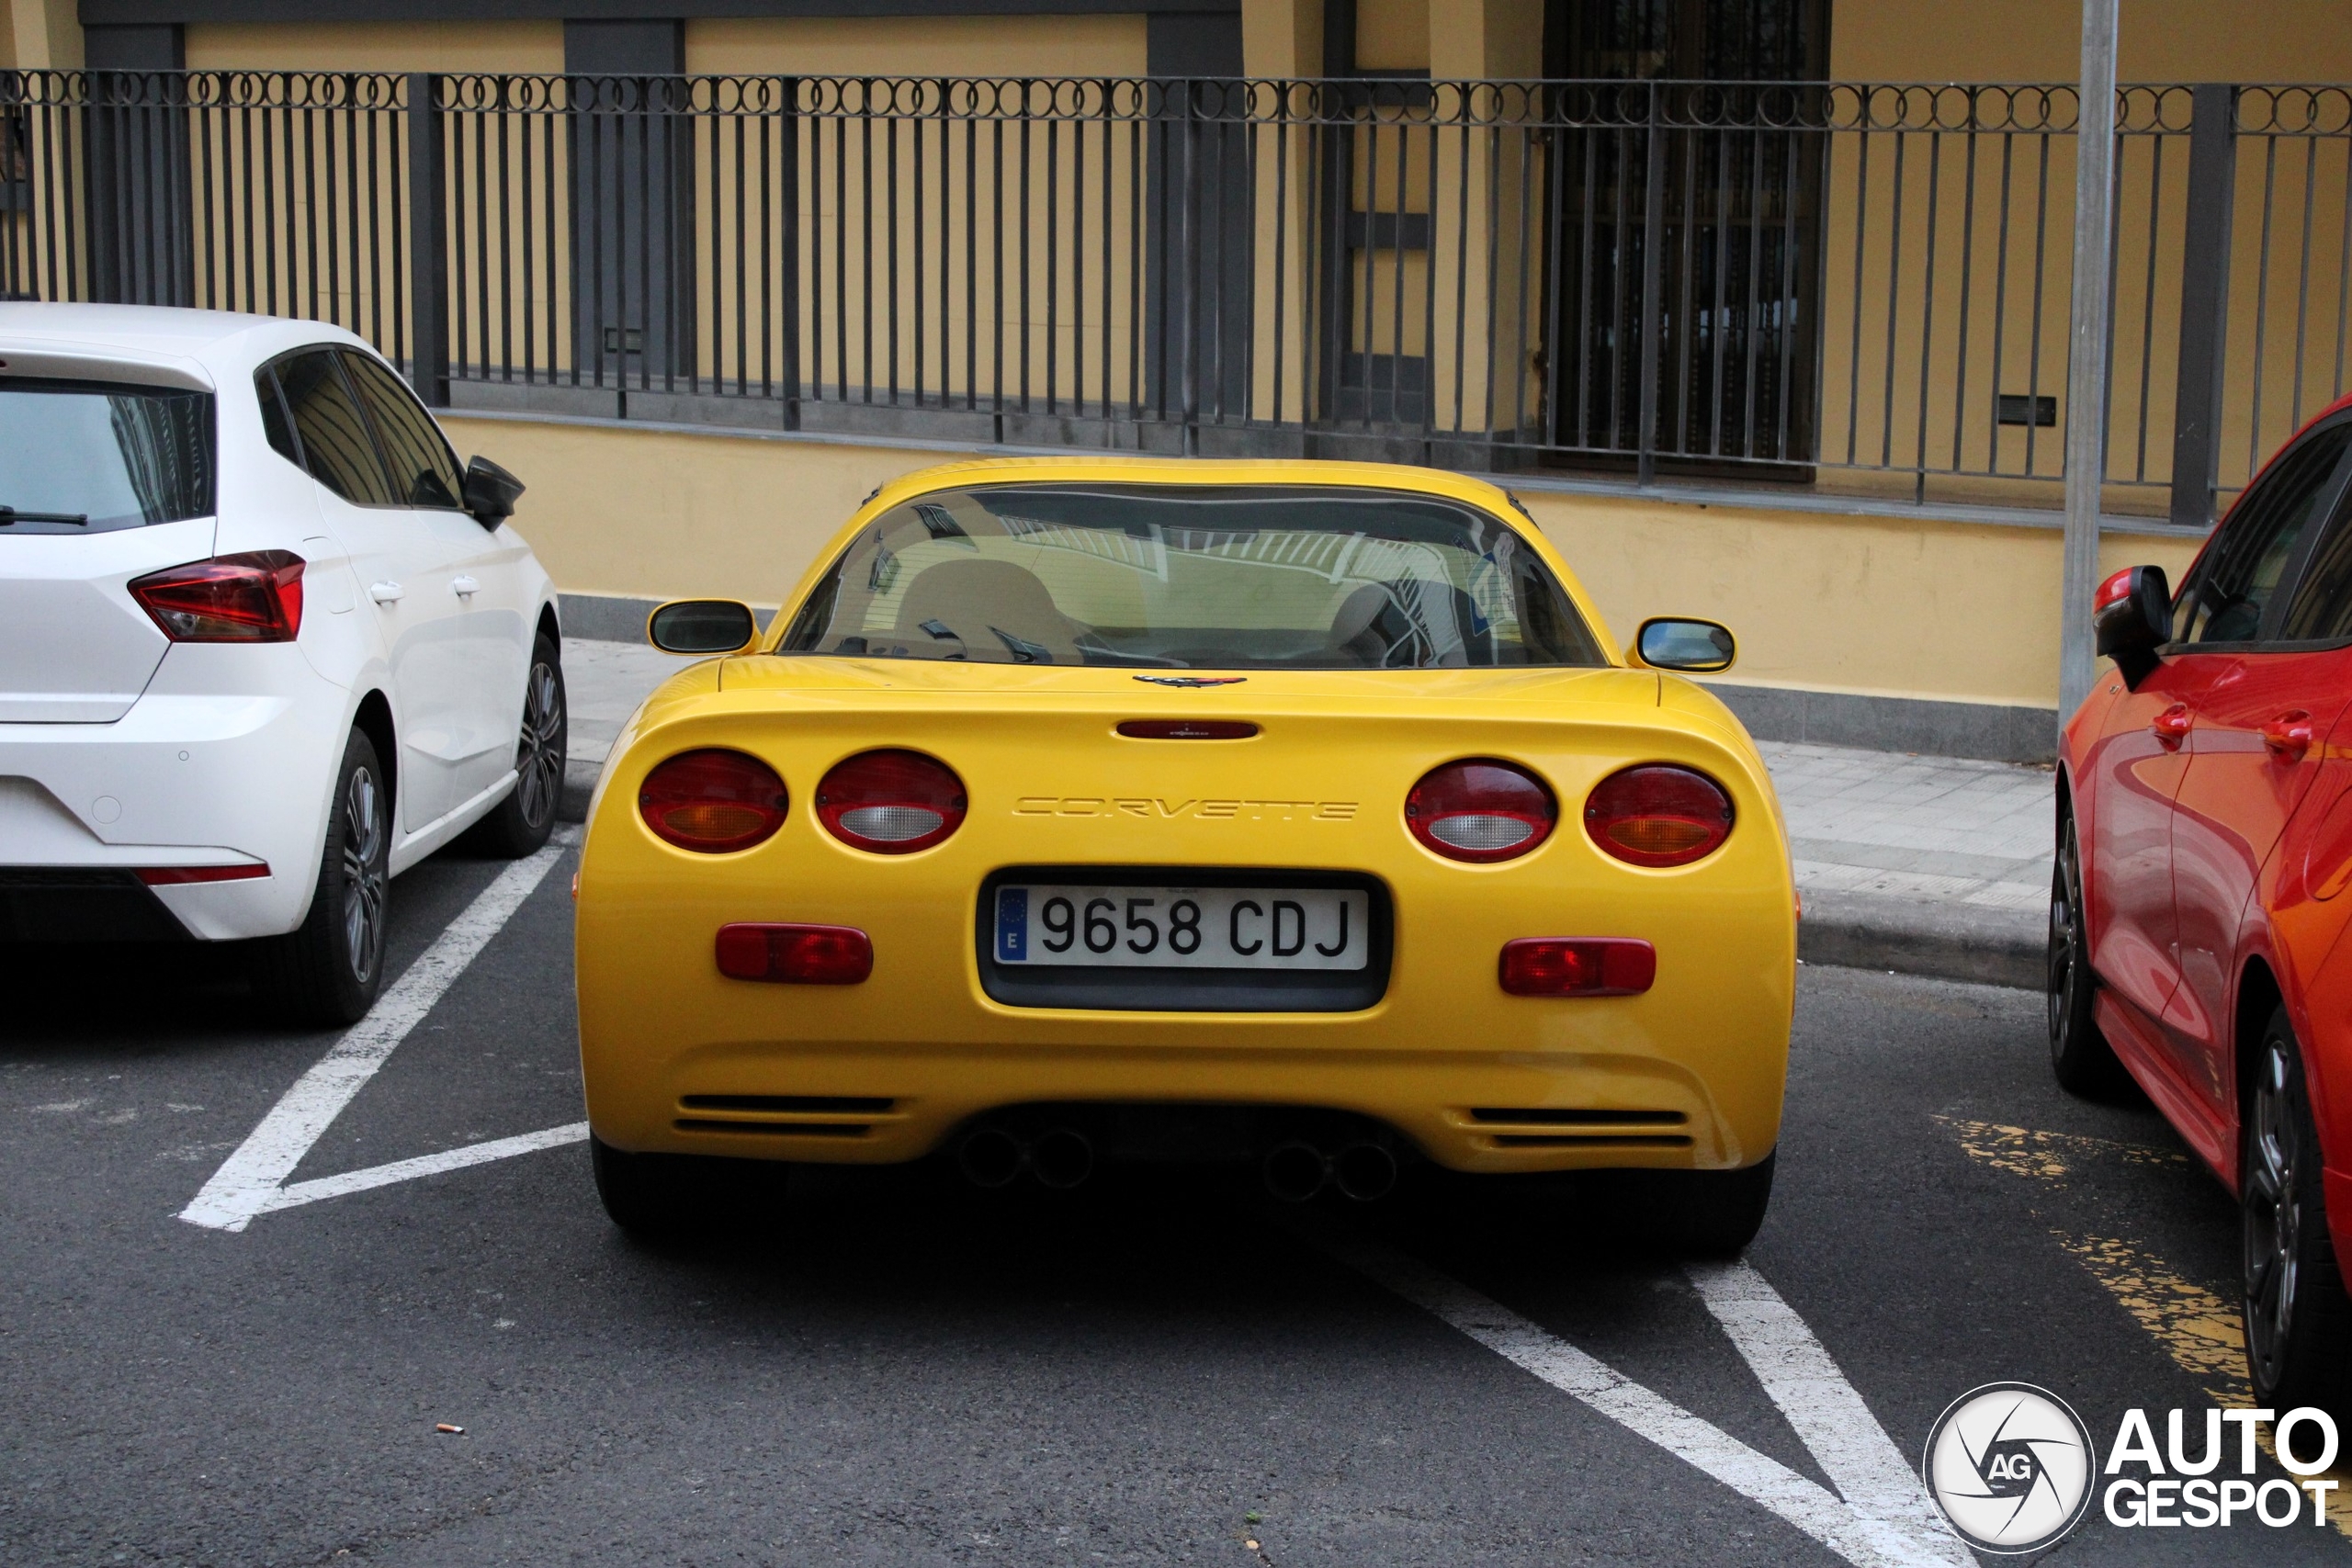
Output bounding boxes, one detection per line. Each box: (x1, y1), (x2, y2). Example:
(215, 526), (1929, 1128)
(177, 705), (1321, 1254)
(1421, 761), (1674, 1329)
(993, 885), (1369, 970)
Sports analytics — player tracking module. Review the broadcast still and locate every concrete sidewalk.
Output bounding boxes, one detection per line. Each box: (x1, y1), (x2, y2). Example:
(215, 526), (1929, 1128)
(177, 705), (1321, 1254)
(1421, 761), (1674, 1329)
(556, 637), (2051, 991)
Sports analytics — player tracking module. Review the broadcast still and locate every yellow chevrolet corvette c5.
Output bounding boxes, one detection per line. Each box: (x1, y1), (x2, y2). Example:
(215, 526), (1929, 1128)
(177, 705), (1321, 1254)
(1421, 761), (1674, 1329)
(575, 457), (1795, 1249)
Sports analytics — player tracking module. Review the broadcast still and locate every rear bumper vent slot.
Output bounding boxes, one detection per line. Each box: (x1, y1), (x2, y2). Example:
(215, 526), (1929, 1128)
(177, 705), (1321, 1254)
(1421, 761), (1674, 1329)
(679, 1094), (896, 1114)
(1468, 1107), (1687, 1126)
(673, 1118), (872, 1138)
(1490, 1133), (1695, 1149)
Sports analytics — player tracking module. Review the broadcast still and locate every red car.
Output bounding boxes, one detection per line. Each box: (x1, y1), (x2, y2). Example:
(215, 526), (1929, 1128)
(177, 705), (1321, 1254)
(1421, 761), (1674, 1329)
(2058, 396), (2352, 1416)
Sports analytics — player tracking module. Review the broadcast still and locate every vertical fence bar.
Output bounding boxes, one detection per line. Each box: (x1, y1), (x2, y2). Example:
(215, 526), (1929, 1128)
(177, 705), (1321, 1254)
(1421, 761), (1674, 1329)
(1635, 84), (1665, 485)
(2169, 82), (2237, 529)
(407, 72), (449, 405)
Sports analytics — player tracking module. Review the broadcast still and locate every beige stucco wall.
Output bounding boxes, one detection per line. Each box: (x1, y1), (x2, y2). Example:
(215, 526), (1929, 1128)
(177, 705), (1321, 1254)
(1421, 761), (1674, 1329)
(3, 0), (80, 69)
(441, 412), (2204, 710)
(1831, 0), (2352, 83)
(685, 16), (1148, 79)
(183, 21), (563, 75)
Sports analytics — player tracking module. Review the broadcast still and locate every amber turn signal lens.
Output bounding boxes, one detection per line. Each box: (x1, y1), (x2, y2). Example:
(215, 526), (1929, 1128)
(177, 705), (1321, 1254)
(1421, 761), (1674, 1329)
(639, 749), (788, 852)
(1582, 765), (1734, 868)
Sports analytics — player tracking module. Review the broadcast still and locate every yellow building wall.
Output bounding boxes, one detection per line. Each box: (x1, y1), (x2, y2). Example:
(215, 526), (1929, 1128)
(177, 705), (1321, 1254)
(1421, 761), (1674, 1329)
(4, 0), (79, 69)
(184, 21), (564, 75)
(442, 411), (2203, 711)
(685, 16), (1148, 79)
(1830, 0), (2352, 83)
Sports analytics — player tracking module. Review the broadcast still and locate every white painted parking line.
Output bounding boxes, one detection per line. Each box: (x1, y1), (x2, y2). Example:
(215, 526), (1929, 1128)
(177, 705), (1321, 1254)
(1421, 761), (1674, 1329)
(1338, 1239), (1961, 1568)
(257, 1122), (589, 1216)
(1687, 1260), (1968, 1566)
(178, 829), (577, 1233)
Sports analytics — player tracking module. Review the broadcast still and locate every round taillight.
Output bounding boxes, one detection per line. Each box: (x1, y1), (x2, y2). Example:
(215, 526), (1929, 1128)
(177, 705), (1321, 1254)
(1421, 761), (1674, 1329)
(1404, 759), (1556, 863)
(638, 749), (788, 852)
(816, 749), (967, 853)
(1583, 765), (1735, 867)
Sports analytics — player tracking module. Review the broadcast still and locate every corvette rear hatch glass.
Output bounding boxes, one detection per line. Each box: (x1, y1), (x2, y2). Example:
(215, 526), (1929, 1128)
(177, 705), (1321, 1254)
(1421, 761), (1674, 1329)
(0, 378), (216, 721)
(777, 484), (1607, 670)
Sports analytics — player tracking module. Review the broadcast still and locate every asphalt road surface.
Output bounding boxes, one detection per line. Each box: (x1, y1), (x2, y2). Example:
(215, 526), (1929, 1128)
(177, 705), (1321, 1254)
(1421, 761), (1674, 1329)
(5, 832), (2348, 1566)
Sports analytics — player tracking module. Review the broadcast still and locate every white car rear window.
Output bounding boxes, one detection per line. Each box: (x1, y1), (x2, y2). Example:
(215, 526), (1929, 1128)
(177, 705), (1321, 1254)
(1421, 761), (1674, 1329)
(0, 379), (213, 534)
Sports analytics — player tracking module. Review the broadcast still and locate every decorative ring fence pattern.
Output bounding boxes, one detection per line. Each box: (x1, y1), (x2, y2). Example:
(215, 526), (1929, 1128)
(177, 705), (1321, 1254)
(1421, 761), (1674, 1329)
(5, 71), (2351, 520)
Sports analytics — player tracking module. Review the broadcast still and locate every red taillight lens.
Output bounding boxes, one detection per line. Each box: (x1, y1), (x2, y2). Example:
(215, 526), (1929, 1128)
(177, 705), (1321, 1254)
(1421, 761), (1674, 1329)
(129, 550), (305, 642)
(639, 749), (789, 852)
(1498, 938), (1657, 997)
(1405, 759), (1556, 863)
(816, 750), (967, 853)
(715, 922), (873, 984)
(1583, 765), (1735, 867)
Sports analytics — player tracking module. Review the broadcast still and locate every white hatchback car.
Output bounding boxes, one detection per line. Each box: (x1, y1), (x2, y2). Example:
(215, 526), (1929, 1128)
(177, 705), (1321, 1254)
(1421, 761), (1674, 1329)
(0, 304), (564, 1023)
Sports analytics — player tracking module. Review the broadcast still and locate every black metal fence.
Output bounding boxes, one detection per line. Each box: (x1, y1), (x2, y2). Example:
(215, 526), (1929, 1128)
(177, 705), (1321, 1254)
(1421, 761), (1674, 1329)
(5, 69), (2350, 520)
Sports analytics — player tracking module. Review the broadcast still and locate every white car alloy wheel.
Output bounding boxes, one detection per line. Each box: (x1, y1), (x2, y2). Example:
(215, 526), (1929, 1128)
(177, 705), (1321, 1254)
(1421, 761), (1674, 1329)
(339, 760), (389, 987)
(514, 655), (565, 831)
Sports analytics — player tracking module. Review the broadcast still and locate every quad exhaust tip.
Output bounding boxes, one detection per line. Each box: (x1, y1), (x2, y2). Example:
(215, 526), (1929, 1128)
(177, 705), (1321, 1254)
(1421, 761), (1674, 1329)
(1264, 1139), (1397, 1202)
(955, 1125), (1094, 1190)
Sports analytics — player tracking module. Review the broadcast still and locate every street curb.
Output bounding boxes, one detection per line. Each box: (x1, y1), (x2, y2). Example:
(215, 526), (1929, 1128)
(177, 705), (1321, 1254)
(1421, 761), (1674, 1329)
(1799, 889), (2042, 991)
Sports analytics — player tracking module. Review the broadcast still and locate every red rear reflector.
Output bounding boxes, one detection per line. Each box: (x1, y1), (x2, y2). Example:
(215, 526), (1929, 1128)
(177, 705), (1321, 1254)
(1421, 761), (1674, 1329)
(816, 750), (967, 853)
(1116, 719), (1261, 740)
(1498, 938), (1657, 997)
(135, 863), (270, 886)
(130, 550), (305, 642)
(1583, 765), (1735, 868)
(715, 922), (873, 984)
(639, 749), (789, 852)
(1406, 759), (1556, 863)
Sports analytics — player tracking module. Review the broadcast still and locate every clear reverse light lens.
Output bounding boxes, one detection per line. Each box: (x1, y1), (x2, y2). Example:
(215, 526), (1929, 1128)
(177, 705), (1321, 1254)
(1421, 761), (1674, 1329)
(838, 805), (944, 842)
(1428, 814), (1537, 852)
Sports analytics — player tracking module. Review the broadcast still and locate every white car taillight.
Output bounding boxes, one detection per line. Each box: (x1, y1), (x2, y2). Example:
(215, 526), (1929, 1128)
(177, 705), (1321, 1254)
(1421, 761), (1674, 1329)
(129, 550), (305, 642)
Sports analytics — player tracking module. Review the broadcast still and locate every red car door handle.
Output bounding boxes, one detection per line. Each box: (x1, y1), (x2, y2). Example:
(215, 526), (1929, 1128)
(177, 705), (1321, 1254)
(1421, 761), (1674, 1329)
(2263, 710), (2316, 762)
(2152, 704), (2192, 748)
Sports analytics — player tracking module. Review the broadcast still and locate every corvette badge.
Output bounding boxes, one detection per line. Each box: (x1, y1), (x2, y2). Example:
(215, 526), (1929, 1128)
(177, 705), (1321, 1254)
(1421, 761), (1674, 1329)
(1133, 675), (1248, 688)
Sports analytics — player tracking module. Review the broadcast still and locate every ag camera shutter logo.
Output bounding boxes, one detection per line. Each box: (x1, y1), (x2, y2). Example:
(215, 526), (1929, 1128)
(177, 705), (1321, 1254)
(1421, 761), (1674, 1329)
(1922, 1382), (2098, 1552)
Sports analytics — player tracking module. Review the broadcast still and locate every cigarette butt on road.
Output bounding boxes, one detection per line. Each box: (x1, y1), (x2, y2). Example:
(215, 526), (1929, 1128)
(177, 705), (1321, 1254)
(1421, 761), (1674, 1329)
(435, 1423), (464, 1435)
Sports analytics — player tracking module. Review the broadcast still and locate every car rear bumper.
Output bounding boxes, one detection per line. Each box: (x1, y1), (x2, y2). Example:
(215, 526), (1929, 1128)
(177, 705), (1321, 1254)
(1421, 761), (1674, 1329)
(0, 644), (345, 941)
(582, 1030), (1784, 1173)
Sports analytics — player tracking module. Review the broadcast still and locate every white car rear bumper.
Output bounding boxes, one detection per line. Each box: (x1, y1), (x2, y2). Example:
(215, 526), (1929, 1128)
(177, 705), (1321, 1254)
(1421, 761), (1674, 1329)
(0, 643), (347, 941)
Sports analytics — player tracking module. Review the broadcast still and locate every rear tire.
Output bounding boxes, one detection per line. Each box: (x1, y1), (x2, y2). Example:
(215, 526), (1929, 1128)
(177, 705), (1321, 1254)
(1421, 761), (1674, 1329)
(248, 728), (390, 1027)
(2050, 810), (2128, 1096)
(2242, 1011), (2352, 1425)
(461, 634), (566, 858)
(590, 1135), (787, 1239)
(1599, 1153), (1776, 1258)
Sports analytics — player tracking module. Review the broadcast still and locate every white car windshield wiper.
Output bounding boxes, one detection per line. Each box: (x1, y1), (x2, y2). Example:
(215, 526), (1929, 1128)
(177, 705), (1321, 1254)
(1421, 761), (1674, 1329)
(0, 504), (89, 525)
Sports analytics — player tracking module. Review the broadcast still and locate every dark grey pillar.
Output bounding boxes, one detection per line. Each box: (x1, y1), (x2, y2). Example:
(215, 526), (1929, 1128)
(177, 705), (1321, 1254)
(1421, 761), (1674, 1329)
(2169, 84), (2237, 532)
(565, 19), (695, 397)
(85, 24), (191, 307)
(1146, 12), (1249, 442)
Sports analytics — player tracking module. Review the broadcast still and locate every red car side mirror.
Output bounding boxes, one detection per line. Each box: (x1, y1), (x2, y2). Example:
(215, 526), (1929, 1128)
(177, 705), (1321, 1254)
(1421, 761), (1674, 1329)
(2094, 564), (2171, 690)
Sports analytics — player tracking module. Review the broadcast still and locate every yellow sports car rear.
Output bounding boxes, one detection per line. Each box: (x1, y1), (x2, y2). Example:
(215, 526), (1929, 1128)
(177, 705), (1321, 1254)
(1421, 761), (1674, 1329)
(575, 457), (1795, 1249)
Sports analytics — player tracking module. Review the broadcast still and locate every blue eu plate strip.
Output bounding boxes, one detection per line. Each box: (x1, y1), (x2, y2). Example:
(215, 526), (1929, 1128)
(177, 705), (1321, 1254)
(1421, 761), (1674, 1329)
(997, 887), (1028, 961)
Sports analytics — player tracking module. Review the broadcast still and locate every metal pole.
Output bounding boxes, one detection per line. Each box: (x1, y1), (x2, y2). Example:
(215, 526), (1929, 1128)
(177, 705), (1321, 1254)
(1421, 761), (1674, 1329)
(2058, 0), (2118, 737)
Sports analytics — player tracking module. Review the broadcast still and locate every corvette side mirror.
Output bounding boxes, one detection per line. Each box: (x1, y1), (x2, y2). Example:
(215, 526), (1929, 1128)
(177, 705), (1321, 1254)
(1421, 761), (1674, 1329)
(1634, 616), (1736, 674)
(461, 455), (525, 528)
(648, 598), (760, 656)
(2094, 564), (2170, 689)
